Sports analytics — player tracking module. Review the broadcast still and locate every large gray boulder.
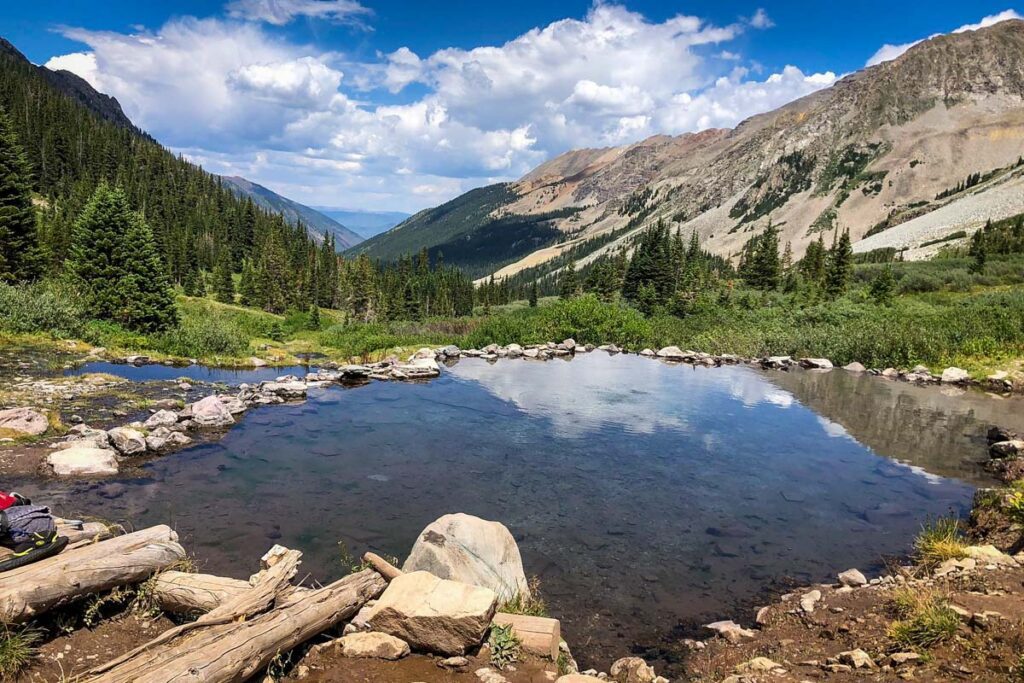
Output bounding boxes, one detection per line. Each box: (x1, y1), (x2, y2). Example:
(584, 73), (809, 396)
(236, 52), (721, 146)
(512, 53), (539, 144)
(185, 395), (235, 427)
(0, 408), (48, 437)
(108, 427), (147, 455)
(144, 410), (179, 430)
(402, 513), (529, 602)
(48, 447), (119, 476)
(941, 367), (970, 383)
(364, 571), (497, 655)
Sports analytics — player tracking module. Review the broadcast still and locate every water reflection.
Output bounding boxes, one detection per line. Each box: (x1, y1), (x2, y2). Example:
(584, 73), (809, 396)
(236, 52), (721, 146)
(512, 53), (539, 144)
(9, 353), (997, 670)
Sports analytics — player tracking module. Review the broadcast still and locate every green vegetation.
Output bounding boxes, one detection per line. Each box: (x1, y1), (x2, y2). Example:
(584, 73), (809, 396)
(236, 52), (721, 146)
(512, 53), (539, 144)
(730, 150), (815, 224)
(913, 518), (967, 568)
(0, 625), (38, 679)
(887, 587), (960, 649)
(498, 578), (549, 617)
(488, 623), (522, 670)
(0, 108), (40, 283)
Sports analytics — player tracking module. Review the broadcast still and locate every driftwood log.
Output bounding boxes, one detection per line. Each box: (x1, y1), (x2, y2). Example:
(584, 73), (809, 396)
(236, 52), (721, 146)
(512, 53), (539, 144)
(151, 571), (251, 614)
(0, 525), (185, 623)
(81, 566), (386, 683)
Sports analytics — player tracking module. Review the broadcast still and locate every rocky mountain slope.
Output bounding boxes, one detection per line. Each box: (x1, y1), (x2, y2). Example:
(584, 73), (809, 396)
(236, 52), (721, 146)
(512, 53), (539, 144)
(221, 176), (364, 250)
(359, 20), (1024, 281)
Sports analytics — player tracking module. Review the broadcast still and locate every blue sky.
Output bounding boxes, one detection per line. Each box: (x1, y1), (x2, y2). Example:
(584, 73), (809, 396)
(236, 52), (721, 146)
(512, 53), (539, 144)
(2, 1), (1021, 211)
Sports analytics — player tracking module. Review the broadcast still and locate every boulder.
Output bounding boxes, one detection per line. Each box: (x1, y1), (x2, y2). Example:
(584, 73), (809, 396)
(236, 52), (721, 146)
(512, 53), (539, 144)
(402, 513), (530, 602)
(505, 344), (523, 358)
(989, 440), (1024, 459)
(561, 338), (577, 351)
(144, 410), (180, 430)
(337, 632), (410, 660)
(259, 381), (308, 399)
(363, 571), (497, 655)
(963, 544), (1018, 566)
(185, 395), (235, 427)
(249, 357), (268, 367)
(800, 358), (833, 370)
(146, 428), (191, 452)
(941, 367), (970, 384)
(58, 426), (110, 449)
(610, 656), (656, 683)
(655, 346), (685, 360)
(837, 568), (867, 587)
(639, 349), (655, 357)
(48, 447), (119, 476)
(843, 361), (866, 373)
(881, 367), (899, 378)
(761, 356), (791, 369)
(0, 408), (48, 437)
(107, 427), (147, 455)
(441, 345), (462, 358)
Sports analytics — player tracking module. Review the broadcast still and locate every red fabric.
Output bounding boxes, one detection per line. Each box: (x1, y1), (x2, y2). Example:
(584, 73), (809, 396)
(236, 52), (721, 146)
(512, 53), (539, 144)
(0, 492), (17, 510)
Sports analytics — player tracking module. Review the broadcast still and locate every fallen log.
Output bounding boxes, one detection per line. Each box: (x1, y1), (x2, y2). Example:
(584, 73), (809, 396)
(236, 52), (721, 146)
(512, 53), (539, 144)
(151, 571), (251, 614)
(362, 551), (403, 581)
(58, 521), (115, 545)
(493, 612), (560, 660)
(0, 525), (185, 623)
(81, 568), (387, 683)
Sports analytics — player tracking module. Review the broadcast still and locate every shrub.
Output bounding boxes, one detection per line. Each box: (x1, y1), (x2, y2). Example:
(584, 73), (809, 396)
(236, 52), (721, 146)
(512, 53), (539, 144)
(153, 314), (251, 358)
(913, 517), (967, 567)
(499, 577), (548, 617)
(887, 588), (959, 649)
(0, 281), (84, 337)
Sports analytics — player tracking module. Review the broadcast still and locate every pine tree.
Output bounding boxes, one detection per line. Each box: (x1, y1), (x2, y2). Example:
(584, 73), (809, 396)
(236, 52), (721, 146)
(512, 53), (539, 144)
(528, 280), (538, 308)
(0, 108), (40, 282)
(742, 221), (780, 290)
(560, 261), (579, 299)
(869, 265), (896, 305)
(824, 229), (853, 298)
(238, 258), (258, 306)
(308, 304), (321, 330)
(68, 183), (178, 332)
(212, 251), (235, 303)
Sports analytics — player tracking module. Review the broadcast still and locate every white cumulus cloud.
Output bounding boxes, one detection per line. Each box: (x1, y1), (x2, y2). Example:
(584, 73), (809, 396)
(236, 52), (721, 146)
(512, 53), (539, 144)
(866, 9), (1022, 66)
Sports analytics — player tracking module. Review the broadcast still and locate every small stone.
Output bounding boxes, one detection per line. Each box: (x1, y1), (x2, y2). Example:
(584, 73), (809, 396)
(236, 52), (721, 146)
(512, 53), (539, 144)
(889, 652), (921, 666)
(735, 657), (781, 674)
(940, 367), (970, 383)
(838, 649), (876, 669)
(703, 620), (755, 643)
(438, 656), (470, 669)
(800, 589), (821, 613)
(609, 656), (656, 683)
(336, 632), (410, 660)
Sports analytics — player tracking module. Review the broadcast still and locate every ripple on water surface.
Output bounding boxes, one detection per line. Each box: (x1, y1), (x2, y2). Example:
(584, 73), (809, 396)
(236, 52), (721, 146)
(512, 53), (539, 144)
(24, 352), (1024, 669)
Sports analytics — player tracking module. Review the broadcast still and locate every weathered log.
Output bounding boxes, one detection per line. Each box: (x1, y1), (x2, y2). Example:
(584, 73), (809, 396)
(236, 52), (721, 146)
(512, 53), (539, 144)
(57, 521), (114, 545)
(362, 551), (403, 581)
(151, 571), (251, 614)
(0, 525), (185, 623)
(82, 568), (387, 683)
(493, 612), (561, 660)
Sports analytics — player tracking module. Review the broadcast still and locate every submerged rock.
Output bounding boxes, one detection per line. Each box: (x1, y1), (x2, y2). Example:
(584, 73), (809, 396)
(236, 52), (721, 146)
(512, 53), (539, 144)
(800, 358), (833, 370)
(609, 656), (657, 682)
(48, 447), (119, 476)
(364, 571), (497, 655)
(403, 513), (529, 602)
(0, 408), (48, 437)
(144, 410), (179, 430)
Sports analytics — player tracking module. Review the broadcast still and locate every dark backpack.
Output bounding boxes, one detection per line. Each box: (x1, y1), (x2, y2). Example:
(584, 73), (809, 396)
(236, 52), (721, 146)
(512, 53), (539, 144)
(0, 505), (56, 549)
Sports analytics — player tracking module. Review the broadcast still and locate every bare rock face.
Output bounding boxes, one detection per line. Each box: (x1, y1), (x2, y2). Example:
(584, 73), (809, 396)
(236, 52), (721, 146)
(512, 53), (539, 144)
(48, 447), (119, 476)
(364, 571), (497, 655)
(108, 427), (147, 455)
(0, 408), (48, 437)
(184, 395), (235, 427)
(336, 632), (410, 660)
(402, 513), (530, 602)
(610, 656), (657, 683)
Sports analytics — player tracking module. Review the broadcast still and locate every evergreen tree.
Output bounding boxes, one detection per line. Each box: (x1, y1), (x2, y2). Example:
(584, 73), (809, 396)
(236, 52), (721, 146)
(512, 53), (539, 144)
(308, 304), (321, 330)
(0, 108), (40, 282)
(743, 221), (780, 291)
(212, 251), (235, 303)
(528, 280), (538, 308)
(799, 235), (827, 290)
(238, 258), (258, 306)
(824, 229), (853, 298)
(559, 261), (579, 299)
(869, 265), (896, 305)
(68, 183), (178, 332)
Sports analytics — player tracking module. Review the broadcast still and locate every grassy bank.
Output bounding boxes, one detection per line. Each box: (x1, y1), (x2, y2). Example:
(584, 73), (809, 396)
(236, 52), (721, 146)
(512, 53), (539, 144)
(2, 270), (1023, 378)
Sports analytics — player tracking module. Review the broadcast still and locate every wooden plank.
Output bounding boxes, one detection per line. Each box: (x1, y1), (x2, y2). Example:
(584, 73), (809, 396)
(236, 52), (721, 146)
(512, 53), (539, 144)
(493, 612), (560, 660)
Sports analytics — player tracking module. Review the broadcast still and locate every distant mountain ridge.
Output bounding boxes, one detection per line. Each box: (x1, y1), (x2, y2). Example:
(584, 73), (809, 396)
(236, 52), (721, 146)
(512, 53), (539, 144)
(220, 176), (364, 250)
(355, 19), (1024, 282)
(313, 208), (410, 238)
